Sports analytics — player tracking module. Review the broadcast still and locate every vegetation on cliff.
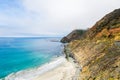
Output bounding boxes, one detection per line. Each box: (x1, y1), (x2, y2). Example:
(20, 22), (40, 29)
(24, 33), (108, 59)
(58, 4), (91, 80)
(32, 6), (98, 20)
(61, 29), (86, 43)
(62, 9), (120, 80)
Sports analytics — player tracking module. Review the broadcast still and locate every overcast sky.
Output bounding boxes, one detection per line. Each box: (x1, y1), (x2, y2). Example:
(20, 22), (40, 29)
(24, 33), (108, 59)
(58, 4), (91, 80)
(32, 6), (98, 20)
(0, 0), (120, 37)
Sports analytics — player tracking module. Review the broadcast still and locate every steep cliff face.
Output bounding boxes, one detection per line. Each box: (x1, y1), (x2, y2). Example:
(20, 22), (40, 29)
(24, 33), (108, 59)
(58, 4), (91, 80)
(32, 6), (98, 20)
(61, 29), (86, 43)
(83, 9), (120, 39)
(65, 9), (120, 80)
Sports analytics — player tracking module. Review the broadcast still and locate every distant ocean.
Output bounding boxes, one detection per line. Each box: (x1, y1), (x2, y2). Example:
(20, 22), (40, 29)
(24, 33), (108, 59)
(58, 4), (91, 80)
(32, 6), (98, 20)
(0, 37), (63, 79)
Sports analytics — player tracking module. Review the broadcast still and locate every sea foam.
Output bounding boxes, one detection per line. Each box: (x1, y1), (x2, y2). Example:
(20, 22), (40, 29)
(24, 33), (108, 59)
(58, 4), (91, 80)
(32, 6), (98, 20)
(4, 56), (66, 80)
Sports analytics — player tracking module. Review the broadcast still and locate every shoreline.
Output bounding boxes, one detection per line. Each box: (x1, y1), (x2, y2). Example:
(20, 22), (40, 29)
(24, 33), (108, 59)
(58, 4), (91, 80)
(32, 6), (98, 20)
(3, 56), (79, 80)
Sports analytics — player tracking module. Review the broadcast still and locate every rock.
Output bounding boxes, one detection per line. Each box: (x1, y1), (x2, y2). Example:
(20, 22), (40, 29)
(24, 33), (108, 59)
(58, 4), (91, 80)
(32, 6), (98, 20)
(114, 41), (120, 47)
(61, 37), (70, 43)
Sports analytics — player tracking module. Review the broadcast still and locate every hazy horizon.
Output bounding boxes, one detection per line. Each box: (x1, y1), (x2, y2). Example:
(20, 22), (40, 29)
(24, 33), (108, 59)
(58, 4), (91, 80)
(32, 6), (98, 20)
(0, 0), (120, 37)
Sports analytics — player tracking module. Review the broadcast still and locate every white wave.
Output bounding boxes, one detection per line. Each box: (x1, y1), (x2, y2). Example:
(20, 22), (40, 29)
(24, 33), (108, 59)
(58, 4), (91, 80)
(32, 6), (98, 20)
(4, 56), (66, 80)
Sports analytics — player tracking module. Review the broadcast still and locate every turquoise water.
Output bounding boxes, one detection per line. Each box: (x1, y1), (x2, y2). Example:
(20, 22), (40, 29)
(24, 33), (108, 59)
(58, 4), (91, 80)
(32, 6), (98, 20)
(0, 37), (63, 78)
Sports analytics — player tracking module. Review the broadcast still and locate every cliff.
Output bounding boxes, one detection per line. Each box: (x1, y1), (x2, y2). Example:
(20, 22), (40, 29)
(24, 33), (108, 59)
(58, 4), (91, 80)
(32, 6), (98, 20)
(61, 29), (86, 43)
(63, 9), (120, 80)
(83, 8), (120, 39)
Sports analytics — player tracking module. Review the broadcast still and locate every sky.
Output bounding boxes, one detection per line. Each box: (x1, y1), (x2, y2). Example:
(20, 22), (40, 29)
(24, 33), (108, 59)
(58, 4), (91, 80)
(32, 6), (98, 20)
(0, 0), (120, 37)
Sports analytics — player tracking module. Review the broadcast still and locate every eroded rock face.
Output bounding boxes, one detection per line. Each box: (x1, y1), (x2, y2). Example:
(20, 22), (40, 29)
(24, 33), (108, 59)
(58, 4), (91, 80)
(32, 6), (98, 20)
(68, 39), (120, 80)
(65, 9), (120, 80)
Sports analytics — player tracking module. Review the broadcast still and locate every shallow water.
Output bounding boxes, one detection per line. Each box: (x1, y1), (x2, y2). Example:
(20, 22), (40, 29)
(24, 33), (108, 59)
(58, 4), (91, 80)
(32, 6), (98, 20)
(0, 37), (63, 78)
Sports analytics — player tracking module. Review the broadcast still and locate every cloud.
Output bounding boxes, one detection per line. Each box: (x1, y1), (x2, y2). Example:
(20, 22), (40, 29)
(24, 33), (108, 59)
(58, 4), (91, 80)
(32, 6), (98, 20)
(0, 0), (120, 37)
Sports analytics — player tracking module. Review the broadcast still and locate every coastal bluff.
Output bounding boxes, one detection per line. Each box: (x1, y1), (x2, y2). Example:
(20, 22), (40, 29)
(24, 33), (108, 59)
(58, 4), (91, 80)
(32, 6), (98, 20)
(61, 29), (86, 43)
(61, 9), (120, 80)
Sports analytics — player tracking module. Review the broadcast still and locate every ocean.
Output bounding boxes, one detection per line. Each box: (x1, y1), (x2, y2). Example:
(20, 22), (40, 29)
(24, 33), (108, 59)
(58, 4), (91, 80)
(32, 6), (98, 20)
(0, 37), (63, 79)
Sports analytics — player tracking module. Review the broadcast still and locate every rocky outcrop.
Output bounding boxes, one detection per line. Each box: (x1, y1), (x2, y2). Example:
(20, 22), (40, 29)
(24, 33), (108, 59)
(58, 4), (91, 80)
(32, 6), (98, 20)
(64, 8), (120, 80)
(61, 30), (86, 43)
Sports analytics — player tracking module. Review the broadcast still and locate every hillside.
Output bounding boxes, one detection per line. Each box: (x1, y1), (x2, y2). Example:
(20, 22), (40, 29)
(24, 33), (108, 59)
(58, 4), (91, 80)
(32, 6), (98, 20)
(63, 9), (120, 80)
(83, 8), (120, 39)
(61, 29), (86, 43)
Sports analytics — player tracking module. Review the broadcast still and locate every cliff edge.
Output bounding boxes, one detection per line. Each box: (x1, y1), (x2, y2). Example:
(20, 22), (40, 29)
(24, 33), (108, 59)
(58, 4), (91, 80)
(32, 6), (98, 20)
(63, 9), (120, 80)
